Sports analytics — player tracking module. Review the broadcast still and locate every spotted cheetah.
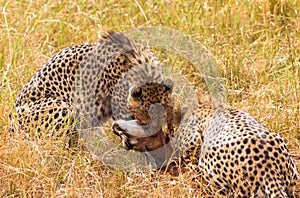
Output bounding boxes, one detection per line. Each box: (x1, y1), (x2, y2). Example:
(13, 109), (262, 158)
(10, 31), (168, 144)
(112, 81), (299, 198)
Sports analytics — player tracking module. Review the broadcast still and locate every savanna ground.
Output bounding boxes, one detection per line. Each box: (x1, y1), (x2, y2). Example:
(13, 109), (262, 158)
(0, 0), (299, 197)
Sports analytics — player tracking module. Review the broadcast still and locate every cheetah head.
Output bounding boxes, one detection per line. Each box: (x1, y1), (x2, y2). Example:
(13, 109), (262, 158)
(112, 78), (174, 152)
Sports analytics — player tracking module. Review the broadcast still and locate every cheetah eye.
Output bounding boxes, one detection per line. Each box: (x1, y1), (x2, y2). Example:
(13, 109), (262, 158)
(131, 87), (142, 98)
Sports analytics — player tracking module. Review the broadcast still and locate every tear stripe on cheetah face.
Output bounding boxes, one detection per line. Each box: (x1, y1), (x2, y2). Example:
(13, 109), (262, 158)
(10, 31), (166, 145)
(116, 98), (299, 197)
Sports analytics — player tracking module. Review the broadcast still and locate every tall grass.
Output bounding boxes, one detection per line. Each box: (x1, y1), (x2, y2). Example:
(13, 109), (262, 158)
(1, 0), (299, 197)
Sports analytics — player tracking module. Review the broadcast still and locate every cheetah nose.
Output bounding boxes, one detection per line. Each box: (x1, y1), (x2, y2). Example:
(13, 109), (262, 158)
(114, 120), (147, 137)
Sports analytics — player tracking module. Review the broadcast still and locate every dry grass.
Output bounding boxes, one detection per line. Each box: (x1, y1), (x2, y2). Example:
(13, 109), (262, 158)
(1, 0), (299, 197)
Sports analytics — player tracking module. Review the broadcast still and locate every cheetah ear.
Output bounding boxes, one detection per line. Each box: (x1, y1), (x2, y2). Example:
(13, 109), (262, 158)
(163, 78), (174, 91)
(131, 85), (143, 98)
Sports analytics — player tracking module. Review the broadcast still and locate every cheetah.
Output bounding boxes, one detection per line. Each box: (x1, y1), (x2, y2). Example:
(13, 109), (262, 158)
(10, 31), (168, 145)
(112, 81), (299, 198)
